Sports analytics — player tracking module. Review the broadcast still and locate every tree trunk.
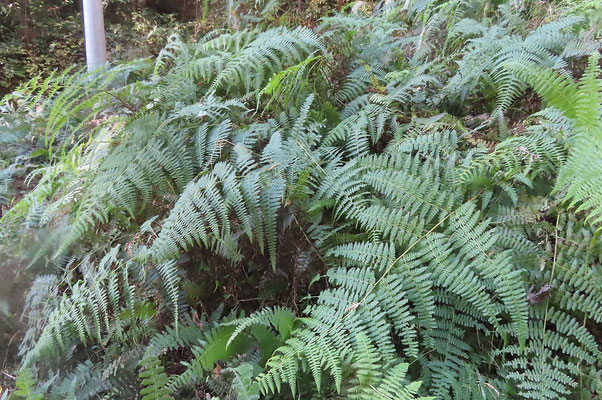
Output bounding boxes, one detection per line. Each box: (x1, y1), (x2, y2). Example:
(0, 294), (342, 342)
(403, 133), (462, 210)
(18, 0), (33, 51)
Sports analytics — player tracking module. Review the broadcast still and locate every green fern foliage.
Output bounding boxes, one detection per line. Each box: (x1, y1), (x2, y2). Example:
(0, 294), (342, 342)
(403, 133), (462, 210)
(139, 357), (174, 400)
(12, 369), (44, 400)
(510, 53), (602, 229)
(1, 2), (601, 399)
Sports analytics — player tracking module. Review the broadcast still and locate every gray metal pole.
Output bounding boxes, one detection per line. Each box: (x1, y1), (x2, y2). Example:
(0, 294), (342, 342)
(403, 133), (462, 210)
(82, 0), (107, 71)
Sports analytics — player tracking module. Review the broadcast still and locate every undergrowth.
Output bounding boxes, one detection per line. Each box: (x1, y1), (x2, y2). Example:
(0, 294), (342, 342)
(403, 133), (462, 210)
(0, 0), (601, 399)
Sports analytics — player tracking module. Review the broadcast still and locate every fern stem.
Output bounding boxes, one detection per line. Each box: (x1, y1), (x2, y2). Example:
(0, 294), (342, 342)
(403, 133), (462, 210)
(355, 191), (482, 308)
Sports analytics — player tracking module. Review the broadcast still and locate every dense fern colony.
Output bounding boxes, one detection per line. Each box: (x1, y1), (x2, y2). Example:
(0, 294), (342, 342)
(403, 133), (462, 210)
(1, 0), (601, 398)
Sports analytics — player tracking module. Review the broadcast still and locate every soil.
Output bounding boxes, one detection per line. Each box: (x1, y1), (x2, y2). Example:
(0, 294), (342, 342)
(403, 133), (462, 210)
(182, 215), (328, 319)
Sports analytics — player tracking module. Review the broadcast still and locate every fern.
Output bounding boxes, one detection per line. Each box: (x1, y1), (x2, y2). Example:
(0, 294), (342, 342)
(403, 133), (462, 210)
(150, 161), (284, 268)
(445, 16), (598, 125)
(2, 4), (601, 399)
(210, 26), (324, 95)
(510, 53), (602, 229)
(12, 369), (44, 400)
(346, 333), (433, 400)
(170, 322), (253, 390)
(500, 308), (600, 400)
(139, 357), (174, 400)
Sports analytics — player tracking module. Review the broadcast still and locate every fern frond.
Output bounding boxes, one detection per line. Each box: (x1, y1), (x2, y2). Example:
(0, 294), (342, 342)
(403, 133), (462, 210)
(210, 27), (324, 95)
(139, 357), (174, 400)
(511, 53), (602, 229)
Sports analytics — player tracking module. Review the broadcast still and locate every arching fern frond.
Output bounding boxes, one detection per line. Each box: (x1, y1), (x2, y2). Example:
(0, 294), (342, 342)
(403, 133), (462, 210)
(510, 53), (602, 229)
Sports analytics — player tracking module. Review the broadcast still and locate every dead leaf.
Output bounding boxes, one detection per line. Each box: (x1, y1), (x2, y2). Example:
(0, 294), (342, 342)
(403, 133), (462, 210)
(527, 284), (552, 304)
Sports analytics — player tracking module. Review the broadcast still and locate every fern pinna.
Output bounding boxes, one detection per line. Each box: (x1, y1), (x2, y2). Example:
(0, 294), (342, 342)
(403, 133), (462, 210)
(1, 1), (601, 399)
